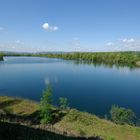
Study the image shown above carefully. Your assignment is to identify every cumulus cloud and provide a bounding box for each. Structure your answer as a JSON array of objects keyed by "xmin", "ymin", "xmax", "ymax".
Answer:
[
  {"xmin": 120, "ymin": 38, "xmax": 135, "ymax": 43},
  {"xmin": 42, "ymin": 22, "xmax": 59, "ymax": 32},
  {"xmin": 105, "ymin": 38, "xmax": 140, "ymax": 51}
]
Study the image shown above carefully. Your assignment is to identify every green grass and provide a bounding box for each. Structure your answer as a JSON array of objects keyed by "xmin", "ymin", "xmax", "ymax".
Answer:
[
  {"xmin": 0, "ymin": 96, "xmax": 38, "ymax": 116},
  {"xmin": 57, "ymin": 109, "xmax": 140, "ymax": 140},
  {"xmin": 0, "ymin": 96, "xmax": 140, "ymax": 140}
]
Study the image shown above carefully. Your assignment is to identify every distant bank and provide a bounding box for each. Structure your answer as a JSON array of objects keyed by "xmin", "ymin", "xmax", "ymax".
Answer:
[
  {"xmin": 0, "ymin": 53, "xmax": 3, "ymax": 61},
  {"xmin": 3, "ymin": 51, "xmax": 140, "ymax": 67},
  {"xmin": 38, "ymin": 52, "xmax": 140, "ymax": 67}
]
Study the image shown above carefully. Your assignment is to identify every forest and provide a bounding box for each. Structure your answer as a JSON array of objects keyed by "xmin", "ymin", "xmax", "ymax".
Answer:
[{"xmin": 32, "ymin": 52, "xmax": 140, "ymax": 67}]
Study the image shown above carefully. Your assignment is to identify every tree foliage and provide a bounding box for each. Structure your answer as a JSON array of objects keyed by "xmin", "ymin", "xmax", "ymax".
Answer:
[
  {"xmin": 5, "ymin": 51, "xmax": 140, "ymax": 67},
  {"xmin": 39, "ymin": 85, "xmax": 53, "ymax": 124},
  {"xmin": 0, "ymin": 53, "xmax": 3, "ymax": 61},
  {"xmin": 110, "ymin": 105, "xmax": 136, "ymax": 125},
  {"xmin": 41, "ymin": 52, "xmax": 140, "ymax": 67},
  {"xmin": 59, "ymin": 97, "xmax": 69, "ymax": 109}
]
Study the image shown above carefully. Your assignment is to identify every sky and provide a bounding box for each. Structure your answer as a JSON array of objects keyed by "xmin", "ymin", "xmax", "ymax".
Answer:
[{"xmin": 0, "ymin": 0, "xmax": 140, "ymax": 52}]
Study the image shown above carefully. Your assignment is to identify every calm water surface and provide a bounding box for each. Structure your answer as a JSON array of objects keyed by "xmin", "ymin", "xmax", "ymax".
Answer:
[{"xmin": 0, "ymin": 56, "xmax": 140, "ymax": 117}]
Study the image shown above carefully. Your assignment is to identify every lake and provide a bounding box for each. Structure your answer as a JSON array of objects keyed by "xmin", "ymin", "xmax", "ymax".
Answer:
[{"xmin": 0, "ymin": 56, "xmax": 140, "ymax": 117}]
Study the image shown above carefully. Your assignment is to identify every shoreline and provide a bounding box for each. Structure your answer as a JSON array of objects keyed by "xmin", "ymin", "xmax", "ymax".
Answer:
[
  {"xmin": 0, "ymin": 96, "xmax": 140, "ymax": 140},
  {"xmin": 3, "ymin": 51, "xmax": 140, "ymax": 68}
]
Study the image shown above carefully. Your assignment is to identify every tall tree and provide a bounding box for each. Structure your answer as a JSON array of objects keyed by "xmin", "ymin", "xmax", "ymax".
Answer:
[{"xmin": 39, "ymin": 85, "xmax": 53, "ymax": 124}]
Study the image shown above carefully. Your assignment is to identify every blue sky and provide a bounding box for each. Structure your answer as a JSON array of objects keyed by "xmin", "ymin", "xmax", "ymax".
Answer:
[{"xmin": 0, "ymin": 0, "xmax": 140, "ymax": 52}]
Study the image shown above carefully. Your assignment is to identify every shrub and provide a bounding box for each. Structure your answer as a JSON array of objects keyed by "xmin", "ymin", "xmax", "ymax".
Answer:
[
  {"xmin": 110, "ymin": 105, "xmax": 136, "ymax": 125},
  {"xmin": 39, "ymin": 85, "xmax": 53, "ymax": 124},
  {"xmin": 59, "ymin": 97, "xmax": 69, "ymax": 109},
  {"xmin": 0, "ymin": 53, "xmax": 3, "ymax": 61}
]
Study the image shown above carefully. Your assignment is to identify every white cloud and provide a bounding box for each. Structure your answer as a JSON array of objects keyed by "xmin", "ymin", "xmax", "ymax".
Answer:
[
  {"xmin": 42, "ymin": 22, "xmax": 59, "ymax": 32},
  {"xmin": 42, "ymin": 23, "xmax": 49, "ymax": 29},
  {"xmin": 121, "ymin": 38, "xmax": 135, "ymax": 43},
  {"xmin": 105, "ymin": 38, "xmax": 140, "ymax": 51},
  {"xmin": 106, "ymin": 42, "xmax": 114, "ymax": 46}
]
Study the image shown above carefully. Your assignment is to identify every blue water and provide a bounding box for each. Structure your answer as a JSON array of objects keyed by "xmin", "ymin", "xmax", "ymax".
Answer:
[{"xmin": 0, "ymin": 56, "xmax": 140, "ymax": 117}]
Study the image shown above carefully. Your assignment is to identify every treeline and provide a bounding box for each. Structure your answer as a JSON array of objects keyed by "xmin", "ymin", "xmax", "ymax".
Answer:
[
  {"xmin": 0, "ymin": 53, "xmax": 3, "ymax": 61},
  {"xmin": 36, "ymin": 52, "xmax": 140, "ymax": 67},
  {"xmin": 3, "ymin": 51, "xmax": 140, "ymax": 67}
]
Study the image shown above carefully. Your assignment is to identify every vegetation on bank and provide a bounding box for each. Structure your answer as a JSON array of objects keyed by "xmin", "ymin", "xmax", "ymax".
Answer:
[
  {"xmin": 39, "ymin": 85, "xmax": 69, "ymax": 124},
  {"xmin": 3, "ymin": 51, "xmax": 140, "ymax": 67},
  {"xmin": 40, "ymin": 86, "xmax": 54, "ymax": 124},
  {"xmin": 1, "ymin": 94, "xmax": 140, "ymax": 140},
  {"xmin": 0, "ymin": 53, "xmax": 3, "ymax": 61},
  {"xmin": 39, "ymin": 86, "xmax": 138, "ymax": 126},
  {"xmin": 32, "ymin": 52, "xmax": 140, "ymax": 67},
  {"xmin": 110, "ymin": 105, "xmax": 136, "ymax": 125}
]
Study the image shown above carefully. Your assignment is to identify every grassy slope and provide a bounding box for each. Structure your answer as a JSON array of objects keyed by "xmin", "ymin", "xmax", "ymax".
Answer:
[
  {"xmin": 0, "ymin": 96, "xmax": 140, "ymax": 140},
  {"xmin": 0, "ymin": 96, "xmax": 38, "ymax": 116},
  {"xmin": 57, "ymin": 109, "xmax": 140, "ymax": 140}
]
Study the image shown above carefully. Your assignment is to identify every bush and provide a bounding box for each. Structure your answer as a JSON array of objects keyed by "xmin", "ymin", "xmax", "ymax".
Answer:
[
  {"xmin": 110, "ymin": 105, "xmax": 136, "ymax": 125},
  {"xmin": 0, "ymin": 53, "xmax": 3, "ymax": 61},
  {"xmin": 39, "ymin": 85, "xmax": 53, "ymax": 124},
  {"xmin": 59, "ymin": 97, "xmax": 69, "ymax": 109}
]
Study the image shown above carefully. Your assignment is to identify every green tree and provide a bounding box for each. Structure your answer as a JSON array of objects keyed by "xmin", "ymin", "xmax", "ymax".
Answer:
[
  {"xmin": 44, "ymin": 52, "xmax": 140, "ymax": 67},
  {"xmin": 39, "ymin": 85, "xmax": 53, "ymax": 124},
  {"xmin": 0, "ymin": 53, "xmax": 3, "ymax": 61},
  {"xmin": 59, "ymin": 97, "xmax": 69, "ymax": 109},
  {"xmin": 110, "ymin": 105, "xmax": 136, "ymax": 125}
]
